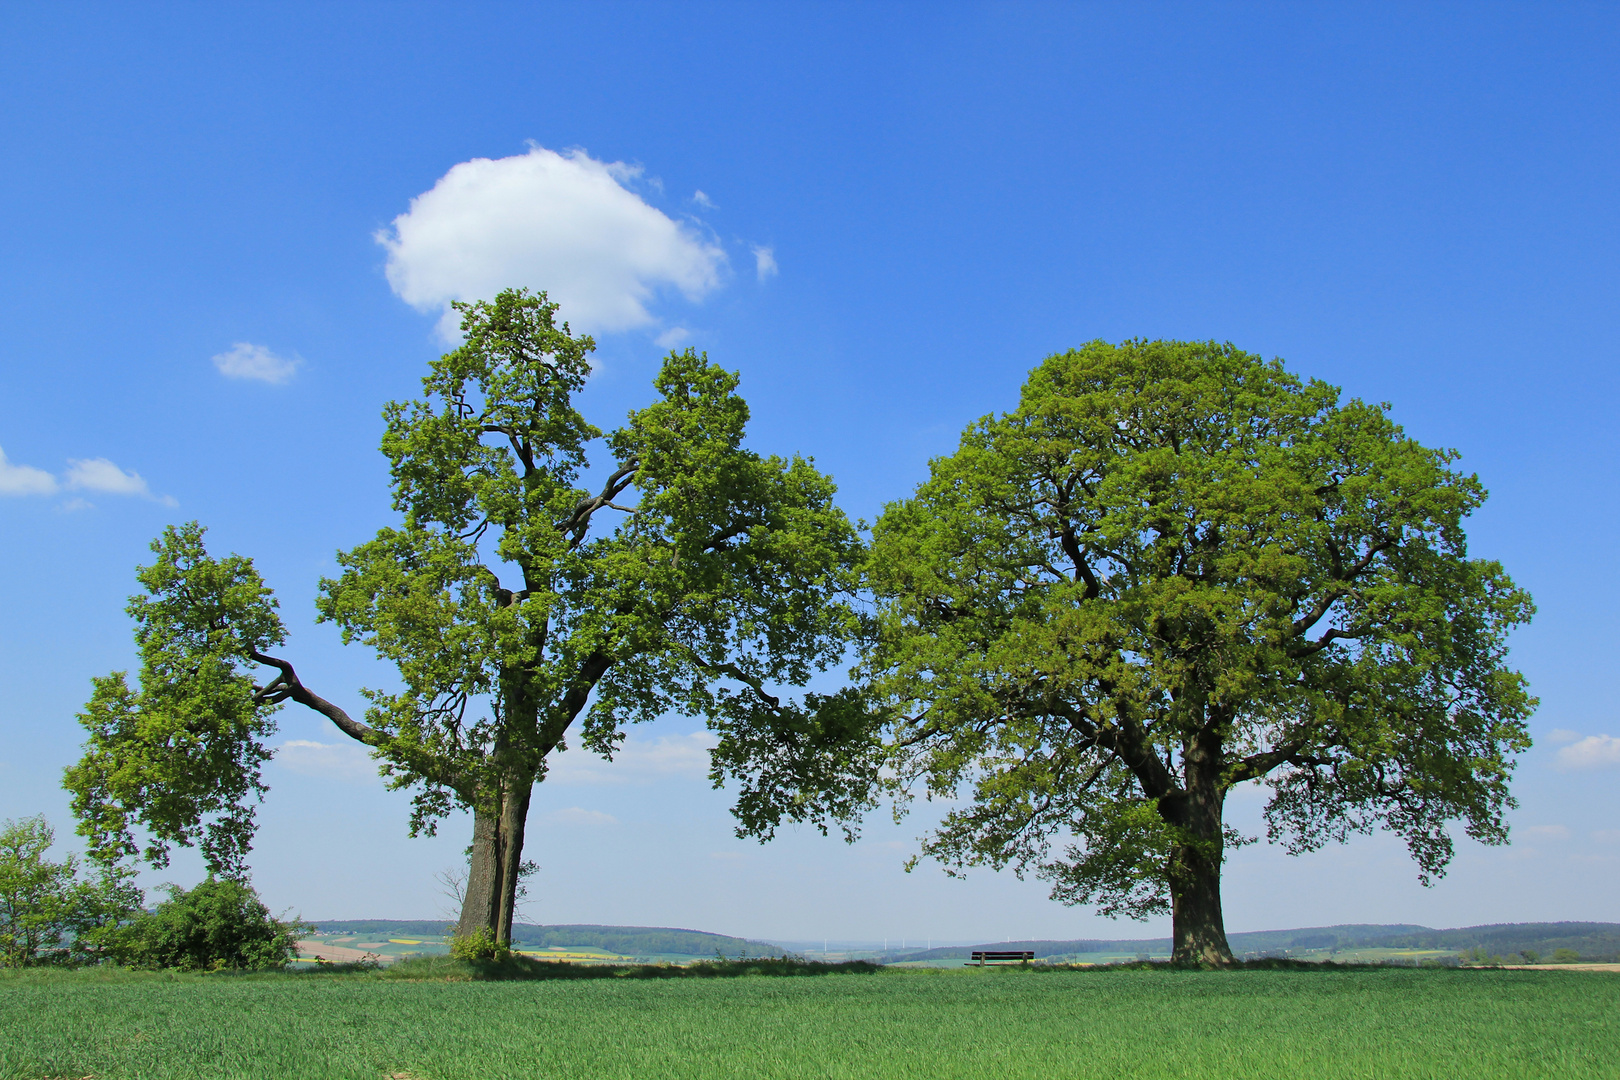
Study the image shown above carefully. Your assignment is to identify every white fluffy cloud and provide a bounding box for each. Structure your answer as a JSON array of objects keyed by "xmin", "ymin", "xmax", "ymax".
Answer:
[
  {"xmin": 213, "ymin": 342, "xmax": 301, "ymax": 384},
  {"xmin": 0, "ymin": 446, "xmax": 58, "ymax": 495},
  {"xmin": 377, "ymin": 146, "xmax": 727, "ymax": 338},
  {"xmin": 752, "ymin": 244, "xmax": 778, "ymax": 282},
  {"xmin": 1556, "ymin": 734, "xmax": 1620, "ymax": 771}
]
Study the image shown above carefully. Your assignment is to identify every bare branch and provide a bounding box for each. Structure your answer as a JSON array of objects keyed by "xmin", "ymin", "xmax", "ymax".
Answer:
[
  {"xmin": 556, "ymin": 460, "xmax": 639, "ymax": 548},
  {"xmin": 248, "ymin": 650, "xmax": 387, "ymax": 750},
  {"xmin": 1287, "ymin": 626, "xmax": 1368, "ymax": 659}
]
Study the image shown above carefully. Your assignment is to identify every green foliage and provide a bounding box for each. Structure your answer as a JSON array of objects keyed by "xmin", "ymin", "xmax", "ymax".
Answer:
[
  {"xmin": 448, "ymin": 926, "xmax": 510, "ymax": 962},
  {"xmin": 64, "ymin": 523, "xmax": 286, "ymax": 876},
  {"xmin": 3, "ymin": 967, "xmax": 1617, "ymax": 1079},
  {"xmin": 1553, "ymin": 948, "xmax": 1580, "ymax": 963},
  {"xmin": 111, "ymin": 876, "xmax": 307, "ymax": 972},
  {"xmin": 315, "ymin": 288, "xmax": 864, "ymax": 837},
  {"xmin": 0, "ymin": 816, "xmax": 141, "ymax": 968},
  {"xmin": 748, "ymin": 340, "xmax": 1535, "ymax": 926},
  {"xmin": 59, "ymin": 288, "xmax": 864, "ymax": 943}
]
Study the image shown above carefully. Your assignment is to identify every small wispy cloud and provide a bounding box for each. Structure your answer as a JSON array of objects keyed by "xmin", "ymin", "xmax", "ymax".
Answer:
[
  {"xmin": 692, "ymin": 190, "xmax": 716, "ymax": 209},
  {"xmin": 0, "ymin": 446, "xmax": 58, "ymax": 495},
  {"xmin": 546, "ymin": 730, "xmax": 718, "ymax": 786},
  {"xmin": 1555, "ymin": 734, "xmax": 1620, "ymax": 771},
  {"xmin": 65, "ymin": 458, "xmax": 177, "ymax": 507},
  {"xmin": 272, "ymin": 739, "xmax": 379, "ymax": 783},
  {"xmin": 1, "ymin": 446, "xmax": 173, "ymax": 506},
  {"xmin": 752, "ymin": 245, "xmax": 778, "ymax": 282},
  {"xmin": 655, "ymin": 326, "xmax": 692, "ymax": 350},
  {"xmin": 543, "ymin": 807, "xmax": 618, "ymax": 826},
  {"xmin": 213, "ymin": 342, "xmax": 301, "ymax": 384},
  {"xmin": 66, "ymin": 458, "xmax": 150, "ymax": 497}
]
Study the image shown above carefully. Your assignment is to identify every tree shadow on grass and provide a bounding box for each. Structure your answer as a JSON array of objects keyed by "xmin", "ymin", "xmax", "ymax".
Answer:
[{"xmin": 377, "ymin": 955, "xmax": 882, "ymax": 982}]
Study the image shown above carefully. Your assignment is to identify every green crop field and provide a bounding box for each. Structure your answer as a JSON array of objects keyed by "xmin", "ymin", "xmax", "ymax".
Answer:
[{"xmin": 2, "ymin": 965, "xmax": 1616, "ymax": 1079}]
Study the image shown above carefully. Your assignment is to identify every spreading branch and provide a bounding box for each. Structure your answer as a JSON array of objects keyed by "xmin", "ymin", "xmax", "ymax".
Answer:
[{"xmin": 248, "ymin": 649, "xmax": 387, "ymax": 750}]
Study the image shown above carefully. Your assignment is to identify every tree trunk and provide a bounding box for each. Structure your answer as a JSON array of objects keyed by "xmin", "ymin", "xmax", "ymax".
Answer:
[
  {"xmin": 456, "ymin": 803, "xmax": 501, "ymax": 942},
  {"xmin": 1169, "ymin": 729, "xmax": 1235, "ymax": 966},
  {"xmin": 455, "ymin": 772, "xmax": 533, "ymax": 945},
  {"xmin": 495, "ymin": 780, "xmax": 532, "ymax": 944},
  {"xmin": 1170, "ymin": 839, "xmax": 1233, "ymax": 965}
]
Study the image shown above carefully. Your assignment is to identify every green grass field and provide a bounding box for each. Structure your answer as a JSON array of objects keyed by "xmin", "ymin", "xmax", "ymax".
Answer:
[{"xmin": 3, "ymin": 965, "xmax": 1615, "ymax": 1079}]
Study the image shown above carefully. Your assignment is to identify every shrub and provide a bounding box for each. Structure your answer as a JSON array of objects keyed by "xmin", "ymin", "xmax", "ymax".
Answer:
[
  {"xmin": 0, "ymin": 816, "xmax": 140, "ymax": 967},
  {"xmin": 448, "ymin": 926, "xmax": 511, "ymax": 962},
  {"xmin": 114, "ymin": 876, "xmax": 307, "ymax": 971},
  {"xmin": 1552, "ymin": 948, "xmax": 1580, "ymax": 964}
]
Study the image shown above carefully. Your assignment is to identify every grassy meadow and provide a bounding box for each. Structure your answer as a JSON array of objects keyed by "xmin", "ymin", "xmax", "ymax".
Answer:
[{"xmin": 3, "ymin": 963, "xmax": 1616, "ymax": 1079}]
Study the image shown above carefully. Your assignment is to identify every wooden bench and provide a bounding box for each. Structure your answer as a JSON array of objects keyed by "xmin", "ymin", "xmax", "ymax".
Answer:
[{"xmin": 970, "ymin": 950, "xmax": 1036, "ymax": 966}]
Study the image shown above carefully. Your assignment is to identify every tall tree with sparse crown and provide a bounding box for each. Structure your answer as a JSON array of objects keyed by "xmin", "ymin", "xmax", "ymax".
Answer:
[{"xmin": 67, "ymin": 288, "xmax": 864, "ymax": 946}]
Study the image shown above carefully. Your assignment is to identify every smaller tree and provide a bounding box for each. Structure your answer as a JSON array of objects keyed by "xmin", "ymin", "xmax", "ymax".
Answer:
[
  {"xmin": 64, "ymin": 290, "xmax": 867, "ymax": 948},
  {"xmin": 113, "ymin": 876, "xmax": 307, "ymax": 972},
  {"xmin": 64, "ymin": 526, "xmax": 284, "ymax": 878},
  {"xmin": 0, "ymin": 816, "xmax": 140, "ymax": 967}
]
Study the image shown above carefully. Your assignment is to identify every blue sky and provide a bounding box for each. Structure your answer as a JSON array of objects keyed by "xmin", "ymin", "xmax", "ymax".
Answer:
[{"xmin": 1, "ymin": 2, "xmax": 1616, "ymax": 942}]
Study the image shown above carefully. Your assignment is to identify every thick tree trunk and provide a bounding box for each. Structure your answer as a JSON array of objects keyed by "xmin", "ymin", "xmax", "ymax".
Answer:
[
  {"xmin": 455, "ymin": 772, "xmax": 534, "ymax": 945},
  {"xmin": 456, "ymin": 803, "xmax": 502, "ymax": 942},
  {"xmin": 1168, "ymin": 728, "xmax": 1235, "ymax": 966},
  {"xmin": 1170, "ymin": 841, "xmax": 1232, "ymax": 965}
]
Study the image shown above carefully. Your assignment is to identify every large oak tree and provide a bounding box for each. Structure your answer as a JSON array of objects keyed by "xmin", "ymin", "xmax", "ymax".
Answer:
[
  {"xmin": 67, "ymin": 289, "xmax": 862, "ymax": 945},
  {"xmin": 728, "ymin": 339, "xmax": 1536, "ymax": 964}
]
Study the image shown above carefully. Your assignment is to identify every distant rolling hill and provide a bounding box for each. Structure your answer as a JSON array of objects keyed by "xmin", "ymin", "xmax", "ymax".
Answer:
[
  {"xmin": 309, "ymin": 921, "xmax": 787, "ymax": 958},
  {"xmin": 310, "ymin": 920, "xmax": 1620, "ymax": 964},
  {"xmin": 883, "ymin": 923, "xmax": 1620, "ymax": 964}
]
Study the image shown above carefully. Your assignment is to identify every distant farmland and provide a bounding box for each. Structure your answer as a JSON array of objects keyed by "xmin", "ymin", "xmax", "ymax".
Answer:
[
  {"xmin": 304, "ymin": 922, "xmax": 788, "ymax": 964},
  {"xmin": 874, "ymin": 922, "xmax": 1620, "ymax": 967},
  {"xmin": 297, "ymin": 920, "xmax": 1620, "ymax": 968}
]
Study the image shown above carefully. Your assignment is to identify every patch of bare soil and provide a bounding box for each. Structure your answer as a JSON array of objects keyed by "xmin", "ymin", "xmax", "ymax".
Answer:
[{"xmin": 294, "ymin": 940, "xmax": 399, "ymax": 964}]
